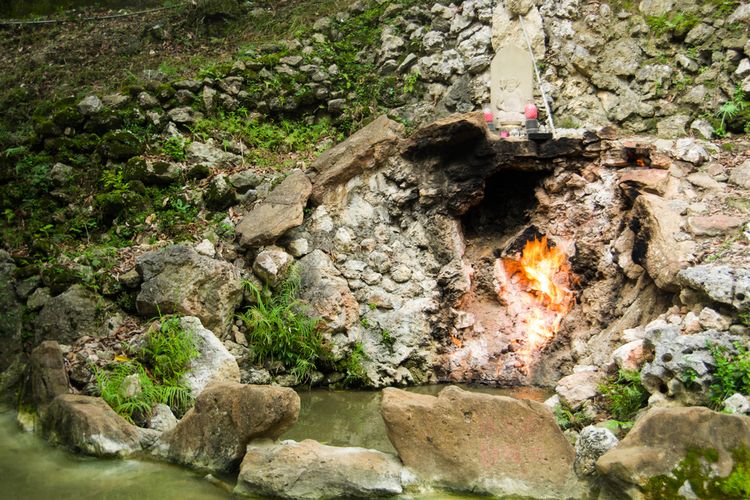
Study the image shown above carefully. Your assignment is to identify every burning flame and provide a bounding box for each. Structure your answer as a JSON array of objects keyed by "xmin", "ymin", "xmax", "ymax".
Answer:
[{"xmin": 503, "ymin": 236, "xmax": 575, "ymax": 354}]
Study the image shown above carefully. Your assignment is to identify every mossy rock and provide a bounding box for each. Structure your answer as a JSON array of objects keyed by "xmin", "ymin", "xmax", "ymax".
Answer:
[
  {"xmin": 40, "ymin": 265, "xmax": 80, "ymax": 296},
  {"xmin": 52, "ymin": 105, "xmax": 85, "ymax": 129},
  {"xmin": 55, "ymin": 133, "xmax": 101, "ymax": 153},
  {"xmin": 34, "ymin": 118, "xmax": 61, "ymax": 138},
  {"xmin": 95, "ymin": 191, "xmax": 142, "ymax": 223},
  {"xmin": 100, "ymin": 130, "xmax": 144, "ymax": 161},
  {"xmin": 84, "ymin": 111, "xmax": 125, "ymax": 134},
  {"xmin": 156, "ymin": 84, "xmax": 176, "ymax": 103}
]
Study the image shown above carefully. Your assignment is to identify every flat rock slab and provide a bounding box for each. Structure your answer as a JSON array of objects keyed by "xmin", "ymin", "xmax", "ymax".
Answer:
[
  {"xmin": 158, "ymin": 382, "xmax": 299, "ymax": 472},
  {"xmin": 236, "ymin": 170, "xmax": 312, "ymax": 248},
  {"xmin": 309, "ymin": 115, "xmax": 403, "ymax": 204},
  {"xmin": 597, "ymin": 406, "xmax": 750, "ymax": 492},
  {"xmin": 380, "ymin": 385, "xmax": 581, "ymax": 498},
  {"xmin": 235, "ymin": 439, "xmax": 404, "ymax": 499},
  {"xmin": 678, "ymin": 264, "xmax": 750, "ymax": 312},
  {"xmin": 43, "ymin": 394, "xmax": 155, "ymax": 457}
]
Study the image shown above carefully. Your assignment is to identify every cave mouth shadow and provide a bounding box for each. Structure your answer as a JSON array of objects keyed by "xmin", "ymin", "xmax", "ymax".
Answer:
[{"xmin": 460, "ymin": 169, "xmax": 548, "ymax": 248}]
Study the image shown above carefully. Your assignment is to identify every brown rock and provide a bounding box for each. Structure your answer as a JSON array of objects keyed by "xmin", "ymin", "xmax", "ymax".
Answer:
[
  {"xmin": 235, "ymin": 439, "xmax": 404, "ymax": 499},
  {"xmin": 43, "ymin": 395, "xmax": 155, "ymax": 457},
  {"xmin": 31, "ymin": 341, "xmax": 69, "ymax": 409},
  {"xmin": 687, "ymin": 214, "xmax": 746, "ymax": 236},
  {"xmin": 555, "ymin": 370, "xmax": 604, "ymax": 410},
  {"xmin": 401, "ymin": 112, "xmax": 485, "ymax": 159},
  {"xmin": 380, "ymin": 386, "xmax": 581, "ymax": 497},
  {"xmin": 159, "ymin": 382, "xmax": 300, "ymax": 472},
  {"xmin": 618, "ymin": 169, "xmax": 669, "ymax": 196},
  {"xmin": 597, "ymin": 406, "xmax": 750, "ymax": 492},
  {"xmin": 236, "ymin": 170, "xmax": 312, "ymax": 248},
  {"xmin": 310, "ymin": 115, "xmax": 403, "ymax": 204},
  {"xmin": 630, "ymin": 193, "xmax": 692, "ymax": 291}
]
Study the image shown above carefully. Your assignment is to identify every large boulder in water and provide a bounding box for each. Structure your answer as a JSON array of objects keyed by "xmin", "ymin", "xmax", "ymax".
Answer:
[
  {"xmin": 234, "ymin": 439, "xmax": 405, "ymax": 499},
  {"xmin": 135, "ymin": 244, "xmax": 243, "ymax": 336},
  {"xmin": 42, "ymin": 394, "xmax": 156, "ymax": 457},
  {"xmin": 30, "ymin": 340, "xmax": 70, "ymax": 409},
  {"xmin": 380, "ymin": 386, "xmax": 581, "ymax": 497},
  {"xmin": 597, "ymin": 406, "xmax": 750, "ymax": 496},
  {"xmin": 157, "ymin": 382, "xmax": 300, "ymax": 472}
]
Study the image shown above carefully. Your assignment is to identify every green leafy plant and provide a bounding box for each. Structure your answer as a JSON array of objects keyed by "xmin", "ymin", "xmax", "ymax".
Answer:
[
  {"xmin": 342, "ymin": 342, "xmax": 369, "ymax": 387},
  {"xmin": 96, "ymin": 316, "xmax": 197, "ymax": 423},
  {"xmin": 709, "ymin": 342, "xmax": 750, "ymax": 408},
  {"xmin": 161, "ymin": 136, "xmax": 188, "ymax": 161},
  {"xmin": 599, "ymin": 369, "xmax": 649, "ymax": 421},
  {"xmin": 238, "ymin": 267, "xmax": 322, "ymax": 384},
  {"xmin": 553, "ymin": 404, "xmax": 593, "ymax": 431},
  {"xmin": 715, "ymin": 87, "xmax": 748, "ymax": 137},
  {"xmin": 402, "ymin": 69, "xmax": 420, "ymax": 95},
  {"xmin": 380, "ymin": 329, "xmax": 395, "ymax": 349}
]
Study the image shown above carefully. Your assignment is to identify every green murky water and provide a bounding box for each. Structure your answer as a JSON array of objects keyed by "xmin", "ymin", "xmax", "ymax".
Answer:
[
  {"xmin": 1, "ymin": 1, "xmax": 163, "ymax": 18},
  {"xmin": 1, "ymin": 385, "xmax": 551, "ymax": 499}
]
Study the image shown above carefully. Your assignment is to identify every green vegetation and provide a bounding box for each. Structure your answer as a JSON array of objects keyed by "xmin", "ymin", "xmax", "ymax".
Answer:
[
  {"xmin": 646, "ymin": 12, "xmax": 700, "ymax": 38},
  {"xmin": 599, "ymin": 369, "xmax": 649, "ymax": 422},
  {"xmin": 238, "ymin": 268, "xmax": 322, "ymax": 384},
  {"xmin": 160, "ymin": 136, "xmax": 188, "ymax": 161},
  {"xmin": 380, "ymin": 329, "xmax": 395, "ymax": 349},
  {"xmin": 708, "ymin": 342, "xmax": 750, "ymax": 408},
  {"xmin": 644, "ymin": 446, "xmax": 750, "ymax": 499},
  {"xmin": 96, "ymin": 316, "xmax": 198, "ymax": 423},
  {"xmin": 553, "ymin": 404, "xmax": 593, "ymax": 431},
  {"xmin": 341, "ymin": 342, "xmax": 369, "ymax": 387},
  {"xmin": 714, "ymin": 87, "xmax": 749, "ymax": 138}
]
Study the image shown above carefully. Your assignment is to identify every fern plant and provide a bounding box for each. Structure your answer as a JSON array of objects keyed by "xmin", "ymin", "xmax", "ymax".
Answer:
[
  {"xmin": 599, "ymin": 369, "xmax": 649, "ymax": 421},
  {"xmin": 238, "ymin": 267, "xmax": 322, "ymax": 384},
  {"xmin": 96, "ymin": 316, "xmax": 197, "ymax": 423}
]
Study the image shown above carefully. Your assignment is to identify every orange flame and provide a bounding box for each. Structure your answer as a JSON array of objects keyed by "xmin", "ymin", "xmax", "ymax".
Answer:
[{"xmin": 503, "ymin": 236, "xmax": 575, "ymax": 353}]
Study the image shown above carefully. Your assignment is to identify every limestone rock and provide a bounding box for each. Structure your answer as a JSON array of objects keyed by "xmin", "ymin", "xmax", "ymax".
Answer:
[
  {"xmin": 688, "ymin": 215, "xmax": 745, "ymax": 236},
  {"xmin": 204, "ymin": 173, "xmax": 236, "ymax": 210},
  {"xmin": 186, "ymin": 141, "xmax": 239, "ymax": 167},
  {"xmin": 148, "ymin": 403, "xmax": 178, "ymax": 433},
  {"xmin": 729, "ymin": 159, "xmax": 750, "ymax": 189},
  {"xmin": 402, "ymin": 111, "xmax": 486, "ymax": 159},
  {"xmin": 678, "ymin": 264, "xmax": 750, "ymax": 312},
  {"xmin": 298, "ymin": 250, "xmax": 359, "ymax": 334},
  {"xmin": 30, "ymin": 341, "xmax": 70, "ymax": 409},
  {"xmin": 43, "ymin": 395, "xmax": 155, "ymax": 457},
  {"xmin": 179, "ymin": 316, "xmax": 240, "ymax": 397},
  {"xmin": 630, "ymin": 193, "xmax": 692, "ymax": 292},
  {"xmin": 35, "ymin": 284, "xmax": 105, "ymax": 344},
  {"xmin": 309, "ymin": 116, "xmax": 403, "ymax": 204},
  {"xmin": 236, "ymin": 170, "xmax": 312, "ymax": 247},
  {"xmin": 574, "ymin": 426, "xmax": 619, "ymax": 477},
  {"xmin": 158, "ymin": 382, "xmax": 300, "ymax": 472},
  {"xmin": 0, "ymin": 262, "xmax": 23, "ymax": 371},
  {"xmin": 235, "ymin": 439, "xmax": 404, "ymax": 499},
  {"xmin": 77, "ymin": 95, "xmax": 103, "ymax": 115},
  {"xmin": 610, "ymin": 340, "xmax": 647, "ymax": 372},
  {"xmin": 639, "ymin": 0, "xmax": 674, "ymax": 16},
  {"xmin": 136, "ymin": 245, "xmax": 243, "ymax": 335},
  {"xmin": 555, "ymin": 370, "xmax": 604, "ymax": 411},
  {"xmin": 380, "ymin": 386, "xmax": 581, "ymax": 497},
  {"xmin": 597, "ymin": 406, "xmax": 750, "ymax": 492},
  {"xmin": 252, "ymin": 246, "xmax": 294, "ymax": 286}
]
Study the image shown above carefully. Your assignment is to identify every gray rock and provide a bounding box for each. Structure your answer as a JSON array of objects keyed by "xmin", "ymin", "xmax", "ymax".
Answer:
[
  {"xmin": 235, "ymin": 439, "xmax": 404, "ymax": 499},
  {"xmin": 685, "ymin": 23, "xmax": 715, "ymax": 46},
  {"xmin": 422, "ymin": 31, "xmax": 445, "ymax": 52},
  {"xmin": 174, "ymin": 79, "xmax": 202, "ymax": 92},
  {"xmin": 205, "ymin": 173, "xmax": 236, "ymax": 210},
  {"xmin": 31, "ymin": 341, "xmax": 70, "ymax": 409},
  {"xmin": 298, "ymin": 250, "xmax": 359, "ymax": 334},
  {"xmin": 252, "ymin": 247, "xmax": 293, "ymax": 286},
  {"xmin": 690, "ymin": 119, "xmax": 714, "ymax": 140},
  {"xmin": 641, "ymin": 323, "xmax": 742, "ymax": 404},
  {"xmin": 229, "ymin": 170, "xmax": 262, "ymax": 192},
  {"xmin": 729, "ymin": 159, "xmax": 750, "ymax": 189},
  {"xmin": 202, "ymin": 86, "xmax": 217, "ymax": 112},
  {"xmin": 168, "ymin": 107, "xmax": 201, "ymax": 124},
  {"xmin": 555, "ymin": 370, "xmax": 604, "ymax": 411},
  {"xmin": 639, "ymin": 0, "xmax": 674, "ymax": 16},
  {"xmin": 136, "ymin": 245, "xmax": 243, "ymax": 336},
  {"xmin": 138, "ymin": 91, "xmax": 160, "ymax": 108},
  {"xmin": 574, "ymin": 426, "xmax": 619, "ymax": 477},
  {"xmin": 656, "ymin": 115, "xmax": 690, "ymax": 138},
  {"xmin": 418, "ymin": 49, "xmax": 465, "ymax": 82},
  {"xmin": 35, "ymin": 284, "xmax": 105, "ymax": 344},
  {"xmin": 102, "ymin": 93, "xmax": 129, "ymax": 108},
  {"xmin": 50, "ymin": 162, "xmax": 74, "ymax": 185},
  {"xmin": 678, "ymin": 264, "xmax": 750, "ymax": 312},
  {"xmin": 327, "ymin": 98, "xmax": 346, "ymax": 114},
  {"xmin": 43, "ymin": 395, "xmax": 156, "ymax": 457},
  {"xmin": 236, "ymin": 170, "xmax": 312, "ymax": 248},
  {"xmin": 0, "ymin": 262, "xmax": 22, "ymax": 370},
  {"xmin": 186, "ymin": 141, "xmax": 239, "ymax": 167},
  {"xmin": 179, "ymin": 316, "xmax": 240, "ymax": 397},
  {"xmin": 148, "ymin": 403, "xmax": 178, "ymax": 433},
  {"xmin": 728, "ymin": 3, "xmax": 750, "ymax": 23},
  {"xmin": 77, "ymin": 95, "xmax": 103, "ymax": 115},
  {"xmin": 723, "ymin": 393, "xmax": 750, "ymax": 415},
  {"xmin": 26, "ymin": 287, "xmax": 51, "ymax": 311},
  {"xmin": 157, "ymin": 382, "xmax": 300, "ymax": 472},
  {"xmin": 287, "ymin": 238, "xmax": 310, "ymax": 257}
]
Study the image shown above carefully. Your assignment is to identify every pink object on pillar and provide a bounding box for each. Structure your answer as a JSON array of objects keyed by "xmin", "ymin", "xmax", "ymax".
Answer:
[{"xmin": 524, "ymin": 102, "xmax": 538, "ymax": 120}]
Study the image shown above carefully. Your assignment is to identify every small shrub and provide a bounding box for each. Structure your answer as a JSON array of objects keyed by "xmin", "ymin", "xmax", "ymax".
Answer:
[
  {"xmin": 96, "ymin": 316, "xmax": 197, "ymax": 422},
  {"xmin": 709, "ymin": 342, "xmax": 750, "ymax": 408},
  {"xmin": 238, "ymin": 267, "xmax": 322, "ymax": 384},
  {"xmin": 342, "ymin": 342, "xmax": 369, "ymax": 387},
  {"xmin": 553, "ymin": 404, "xmax": 593, "ymax": 431},
  {"xmin": 160, "ymin": 136, "xmax": 188, "ymax": 161},
  {"xmin": 599, "ymin": 369, "xmax": 649, "ymax": 421}
]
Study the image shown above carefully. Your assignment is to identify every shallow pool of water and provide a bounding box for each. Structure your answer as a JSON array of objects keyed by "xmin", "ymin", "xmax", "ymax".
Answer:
[{"xmin": 0, "ymin": 384, "xmax": 551, "ymax": 499}]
